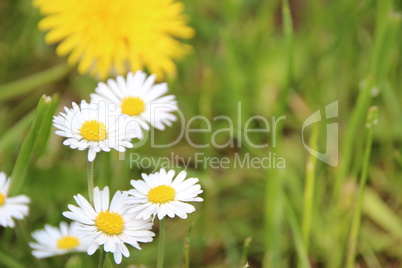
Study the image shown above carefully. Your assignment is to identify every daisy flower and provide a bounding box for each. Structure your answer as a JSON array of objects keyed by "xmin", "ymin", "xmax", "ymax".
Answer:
[
  {"xmin": 33, "ymin": 0, "xmax": 195, "ymax": 80},
  {"xmin": 53, "ymin": 100, "xmax": 141, "ymax": 162},
  {"xmin": 63, "ymin": 187, "xmax": 155, "ymax": 264},
  {"xmin": 30, "ymin": 221, "xmax": 88, "ymax": 258},
  {"xmin": 127, "ymin": 169, "xmax": 203, "ymax": 220},
  {"xmin": 90, "ymin": 71, "xmax": 178, "ymax": 131},
  {"xmin": 0, "ymin": 172, "xmax": 30, "ymax": 228}
]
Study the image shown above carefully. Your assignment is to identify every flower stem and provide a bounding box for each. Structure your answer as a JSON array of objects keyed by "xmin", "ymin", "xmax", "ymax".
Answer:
[
  {"xmin": 183, "ymin": 222, "xmax": 194, "ymax": 268},
  {"xmin": 302, "ymin": 125, "xmax": 319, "ymax": 253},
  {"xmin": 87, "ymin": 160, "xmax": 94, "ymax": 204},
  {"xmin": 240, "ymin": 237, "xmax": 252, "ymax": 267},
  {"xmin": 345, "ymin": 106, "xmax": 378, "ymax": 268},
  {"xmin": 264, "ymin": 1, "xmax": 293, "ymax": 266},
  {"xmin": 157, "ymin": 218, "xmax": 166, "ymax": 268},
  {"xmin": 98, "ymin": 248, "xmax": 106, "ymax": 268}
]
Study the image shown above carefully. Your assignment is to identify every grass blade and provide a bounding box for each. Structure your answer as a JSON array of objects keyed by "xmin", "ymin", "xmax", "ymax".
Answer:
[
  {"xmin": 345, "ymin": 106, "xmax": 378, "ymax": 268},
  {"xmin": 302, "ymin": 125, "xmax": 319, "ymax": 253},
  {"xmin": 9, "ymin": 95, "xmax": 58, "ymax": 195},
  {"xmin": 285, "ymin": 196, "xmax": 311, "ymax": 268},
  {"xmin": 183, "ymin": 222, "xmax": 195, "ymax": 268},
  {"xmin": 264, "ymin": 1, "xmax": 294, "ymax": 267}
]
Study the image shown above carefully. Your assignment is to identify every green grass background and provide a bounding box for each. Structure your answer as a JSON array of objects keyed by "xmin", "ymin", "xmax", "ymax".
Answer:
[{"xmin": 0, "ymin": 0, "xmax": 402, "ymax": 267}]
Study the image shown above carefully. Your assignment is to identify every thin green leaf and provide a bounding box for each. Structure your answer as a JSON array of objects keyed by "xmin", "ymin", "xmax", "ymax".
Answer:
[
  {"xmin": 35, "ymin": 94, "xmax": 59, "ymax": 156},
  {"xmin": 9, "ymin": 95, "xmax": 56, "ymax": 195},
  {"xmin": 285, "ymin": 196, "xmax": 311, "ymax": 268}
]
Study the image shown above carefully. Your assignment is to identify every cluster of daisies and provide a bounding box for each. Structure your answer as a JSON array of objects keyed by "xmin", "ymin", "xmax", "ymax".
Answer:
[
  {"xmin": 31, "ymin": 169, "xmax": 202, "ymax": 264},
  {"xmin": 0, "ymin": 71, "xmax": 202, "ymax": 265},
  {"xmin": 53, "ymin": 71, "xmax": 177, "ymax": 162},
  {"xmin": 0, "ymin": 0, "xmax": 201, "ymax": 265}
]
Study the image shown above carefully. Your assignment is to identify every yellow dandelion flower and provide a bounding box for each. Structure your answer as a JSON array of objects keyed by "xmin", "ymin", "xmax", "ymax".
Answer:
[{"xmin": 33, "ymin": 0, "xmax": 195, "ymax": 80}]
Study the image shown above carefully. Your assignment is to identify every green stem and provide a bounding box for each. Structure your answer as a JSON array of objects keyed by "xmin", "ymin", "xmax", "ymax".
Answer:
[
  {"xmin": 301, "ymin": 126, "xmax": 319, "ymax": 253},
  {"xmin": 334, "ymin": 0, "xmax": 394, "ymax": 201},
  {"xmin": 199, "ymin": 69, "xmax": 216, "ymax": 238},
  {"xmin": 285, "ymin": 196, "xmax": 311, "ymax": 268},
  {"xmin": 264, "ymin": 1, "xmax": 293, "ymax": 267},
  {"xmin": 87, "ymin": 160, "xmax": 94, "ymax": 204},
  {"xmin": 183, "ymin": 222, "xmax": 194, "ymax": 268},
  {"xmin": 345, "ymin": 107, "xmax": 378, "ymax": 268},
  {"xmin": 334, "ymin": 80, "xmax": 371, "ymax": 199},
  {"xmin": 240, "ymin": 237, "xmax": 252, "ymax": 267},
  {"xmin": 157, "ymin": 218, "xmax": 166, "ymax": 268},
  {"xmin": 98, "ymin": 248, "xmax": 106, "ymax": 268},
  {"xmin": 277, "ymin": 0, "xmax": 293, "ymax": 116}
]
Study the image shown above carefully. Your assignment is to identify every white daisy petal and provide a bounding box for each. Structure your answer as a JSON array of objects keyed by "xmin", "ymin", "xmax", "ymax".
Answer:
[
  {"xmin": 101, "ymin": 186, "xmax": 110, "ymax": 211},
  {"xmin": 118, "ymin": 243, "xmax": 130, "ymax": 257},
  {"xmin": 87, "ymin": 243, "xmax": 99, "ymax": 255},
  {"xmin": 129, "ymin": 180, "xmax": 150, "ymax": 194},
  {"xmin": 88, "ymin": 149, "xmax": 97, "ymax": 162},
  {"xmin": 136, "ymin": 204, "xmax": 156, "ymax": 220},
  {"xmin": 113, "ymin": 249, "xmax": 123, "ymax": 264}
]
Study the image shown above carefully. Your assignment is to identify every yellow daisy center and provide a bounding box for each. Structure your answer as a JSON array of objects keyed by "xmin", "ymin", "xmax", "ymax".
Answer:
[
  {"xmin": 121, "ymin": 97, "xmax": 145, "ymax": 116},
  {"xmin": 80, "ymin": 120, "xmax": 107, "ymax": 141},
  {"xmin": 0, "ymin": 193, "xmax": 5, "ymax": 206},
  {"xmin": 148, "ymin": 185, "xmax": 176, "ymax": 204},
  {"xmin": 95, "ymin": 211, "xmax": 124, "ymax": 235},
  {"xmin": 57, "ymin": 236, "xmax": 80, "ymax": 250}
]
